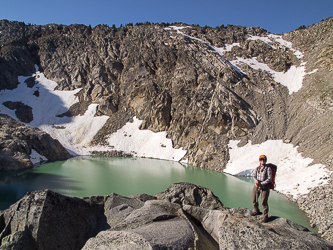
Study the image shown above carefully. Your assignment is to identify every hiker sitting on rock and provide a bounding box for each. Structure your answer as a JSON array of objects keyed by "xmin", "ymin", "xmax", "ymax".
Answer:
[{"xmin": 252, "ymin": 155, "xmax": 272, "ymax": 223}]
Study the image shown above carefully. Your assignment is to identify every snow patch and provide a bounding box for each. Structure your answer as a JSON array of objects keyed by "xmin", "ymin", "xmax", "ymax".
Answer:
[
  {"xmin": 248, "ymin": 35, "xmax": 272, "ymax": 44},
  {"xmin": 0, "ymin": 69, "xmax": 108, "ymax": 155},
  {"xmin": 225, "ymin": 140, "xmax": 331, "ymax": 198},
  {"xmin": 30, "ymin": 149, "xmax": 48, "ymax": 165},
  {"xmin": 166, "ymin": 26, "xmax": 244, "ymax": 75},
  {"xmin": 268, "ymin": 34, "xmax": 304, "ymax": 59},
  {"xmin": 248, "ymin": 34, "xmax": 304, "ymax": 59},
  {"xmin": 39, "ymin": 104, "xmax": 109, "ymax": 155},
  {"xmin": 165, "ymin": 26, "xmax": 314, "ymax": 94},
  {"xmin": 0, "ymin": 67, "xmax": 186, "ymax": 162},
  {"xmin": 248, "ymin": 35, "xmax": 276, "ymax": 49},
  {"xmin": 307, "ymin": 68, "xmax": 318, "ymax": 75},
  {"xmin": 168, "ymin": 26, "xmax": 192, "ymax": 32},
  {"xmin": 166, "ymin": 26, "xmax": 206, "ymax": 43},
  {"xmin": 107, "ymin": 117, "xmax": 187, "ymax": 161},
  {"xmin": 231, "ymin": 57, "xmax": 312, "ymax": 94},
  {"xmin": 214, "ymin": 43, "xmax": 241, "ymax": 54},
  {"xmin": 241, "ymin": 34, "xmax": 318, "ymax": 94}
]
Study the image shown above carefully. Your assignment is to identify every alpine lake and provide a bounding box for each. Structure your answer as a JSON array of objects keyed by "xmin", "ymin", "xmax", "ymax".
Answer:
[{"xmin": 0, "ymin": 156, "xmax": 314, "ymax": 231}]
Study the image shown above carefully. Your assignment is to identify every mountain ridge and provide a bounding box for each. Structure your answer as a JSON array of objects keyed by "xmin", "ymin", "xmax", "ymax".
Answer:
[{"xmin": 1, "ymin": 17, "xmax": 333, "ymax": 241}]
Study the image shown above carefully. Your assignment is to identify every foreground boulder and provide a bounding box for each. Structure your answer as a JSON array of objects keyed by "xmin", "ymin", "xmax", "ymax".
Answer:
[
  {"xmin": 0, "ymin": 183, "xmax": 332, "ymax": 249},
  {"xmin": 184, "ymin": 206, "xmax": 333, "ymax": 249}
]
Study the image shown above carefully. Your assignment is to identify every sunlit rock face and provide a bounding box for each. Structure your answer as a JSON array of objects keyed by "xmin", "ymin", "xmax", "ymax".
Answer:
[
  {"xmin": 1, "ymin": 18, "xmax": 333, "ymax": 241},
  {"xmin": 1, "ymin": 183, "xmax": 333, "ymax": 249}
]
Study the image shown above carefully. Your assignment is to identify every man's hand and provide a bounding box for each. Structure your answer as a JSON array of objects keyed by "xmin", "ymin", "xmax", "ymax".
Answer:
[{"xmin": 255, "ymin": 181, "xmax": 261, "ymax": 188}]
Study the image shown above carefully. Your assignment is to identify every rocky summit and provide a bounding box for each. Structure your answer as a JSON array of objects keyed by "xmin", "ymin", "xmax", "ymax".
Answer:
[
  {"xmin": 1, "ymin": 18, "xmax": 333, "ymax": 241},
  {"xmin": 1, "ymin": 183, "xmax": 333, "ymax": 250}
]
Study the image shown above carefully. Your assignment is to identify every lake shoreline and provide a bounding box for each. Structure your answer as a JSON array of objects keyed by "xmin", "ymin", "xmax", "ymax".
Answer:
[{"xmin": 0, "ymin": 156, "xmax": 314, "ymax": 232}]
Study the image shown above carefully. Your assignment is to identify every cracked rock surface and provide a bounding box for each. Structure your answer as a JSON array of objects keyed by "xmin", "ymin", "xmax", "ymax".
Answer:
[{"xmin": 1, "ymin": 183, "xmax": 333, "ymax": 249}]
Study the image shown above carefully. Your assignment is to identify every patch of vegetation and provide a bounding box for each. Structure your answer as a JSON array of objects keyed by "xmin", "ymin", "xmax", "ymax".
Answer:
[
  {"xmin": 297, "ymin": 25, "xmax": 307, "ymax": 30},
  {"xmin": 215, "ymin": 24, "xmax": 225, "ymax": 29},
  {"xmin": 93, "ymin": 21, "xmax": 230, "ymax": 30}
]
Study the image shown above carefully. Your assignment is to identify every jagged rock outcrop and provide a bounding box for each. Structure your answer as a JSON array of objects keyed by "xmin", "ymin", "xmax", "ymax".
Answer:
[
  {"xmin": 185, "ymin": 205, "xmax": 333, "ymax": 249},
  {"xmin": 156, "ymin": 182, "xmax": 225, "ymax": 210},
  {"xmin": 2, "ymin": 101, "xmax": 33, "ymax": 123},
  {"xmin": 1, "ymin": 183, "xmax": 332, "ymax": 249},
  {"xmin": 0, "ymin": 114, "xmax": 71, "ymax": 170},
  {"xmin": 0, "ymin": 20, "xmax": 292, "ymax": 171}
]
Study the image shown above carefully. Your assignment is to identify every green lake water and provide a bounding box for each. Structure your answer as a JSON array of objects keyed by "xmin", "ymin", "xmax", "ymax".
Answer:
[{"xmin": 0, "ymin": 156, "xmax": 313, "ymax": 231}]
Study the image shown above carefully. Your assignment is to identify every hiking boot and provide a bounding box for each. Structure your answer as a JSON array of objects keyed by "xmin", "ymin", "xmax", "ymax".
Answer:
[
  {"xmin": 261, "ymin": 216, "xmax": 269, "ymax": 223},
  {"xmin": 251, "ymin": 211, "xmax": 260, "ymax": 216}
]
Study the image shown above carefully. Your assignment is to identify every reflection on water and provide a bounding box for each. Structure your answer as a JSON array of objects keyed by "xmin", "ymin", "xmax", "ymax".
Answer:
[{"xmin": 0, "ymin": 156, "xmax": 312, "ymax": 231}]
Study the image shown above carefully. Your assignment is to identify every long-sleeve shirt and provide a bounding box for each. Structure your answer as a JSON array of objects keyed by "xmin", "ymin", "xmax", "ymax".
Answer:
[{"xmin": 253, "ymin": 165, "xmax": 272, "ymax": 189}]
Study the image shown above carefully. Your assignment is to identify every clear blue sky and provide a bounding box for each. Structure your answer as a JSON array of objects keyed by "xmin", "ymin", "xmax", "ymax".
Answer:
[{"xmin": 0, "ymin": 0, "xmax": 332, "ymax": 34}]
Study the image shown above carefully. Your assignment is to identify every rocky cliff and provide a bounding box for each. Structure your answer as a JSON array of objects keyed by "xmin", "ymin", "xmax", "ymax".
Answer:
[
  {"xmin": 0, "ymin": 20, "xmax": 292, "ymax": 170},
  {"xmin": 1, "ymin": 18, "xmax": 333, "ymax": 240},
  {"xmin": 1, "ymin": 19, "xmax": 332, "ymax": 170},
  {"xmin": 1, "ymin": 183, "xmax": 332, "ymax": 249},
  {"xmin": 0, "ymin": 114, "xmax": 70, "ymax": 170}
]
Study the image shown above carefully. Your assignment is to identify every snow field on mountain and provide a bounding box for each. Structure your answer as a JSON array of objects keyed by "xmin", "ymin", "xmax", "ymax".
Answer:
[
  {"xmin": 231, "ymin": 57, "xmax": 308, "ymax": 94},
  {"xmin": 0, "ymin": 68, "xmax": 186, "ymax": 162},
  {"xmin": 0, "ymin": 70, "xmax": 109, "ymax": 156},
  {"xmin": 29, "ymin": 149, "xmax": 48, "ymax": 165},
  {"xmin": 165, "ymin": 26, "xmax": 317, "ymax": 94},
  {"xmin": 165, "ymin": 26, "xmax": 245, "ymax": 75},
  {"xmin": 225, "ymin": 140, "xmax": 332, "ymax": 198},
  {"xmin": 107, "ymin": 117, "xmax": 187, "ymax": 161},
  {"xmin": 226, "ymin": 35, "xmax": 315, "ymax": 94}
]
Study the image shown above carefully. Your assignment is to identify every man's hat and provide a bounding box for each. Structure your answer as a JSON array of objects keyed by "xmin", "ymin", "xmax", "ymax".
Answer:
[{"xmin": 259, "ymin": 155, "xmax": 267, "ymax": 161}]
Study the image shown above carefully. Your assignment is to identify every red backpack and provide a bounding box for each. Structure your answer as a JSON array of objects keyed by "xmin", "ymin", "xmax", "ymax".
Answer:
[{"xmin": 266, "ymin": 163, "xmax": 277, "ymax": 190}]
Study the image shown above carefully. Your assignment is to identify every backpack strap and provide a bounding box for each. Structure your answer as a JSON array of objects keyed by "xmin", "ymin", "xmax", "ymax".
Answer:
[
  {"xmin": 263, "ymin": 165, "xmax": 268, "ymax": 178},
  {"xmin": 255, "ymin": 165, "xmax": 261, "ymax": 176}
]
